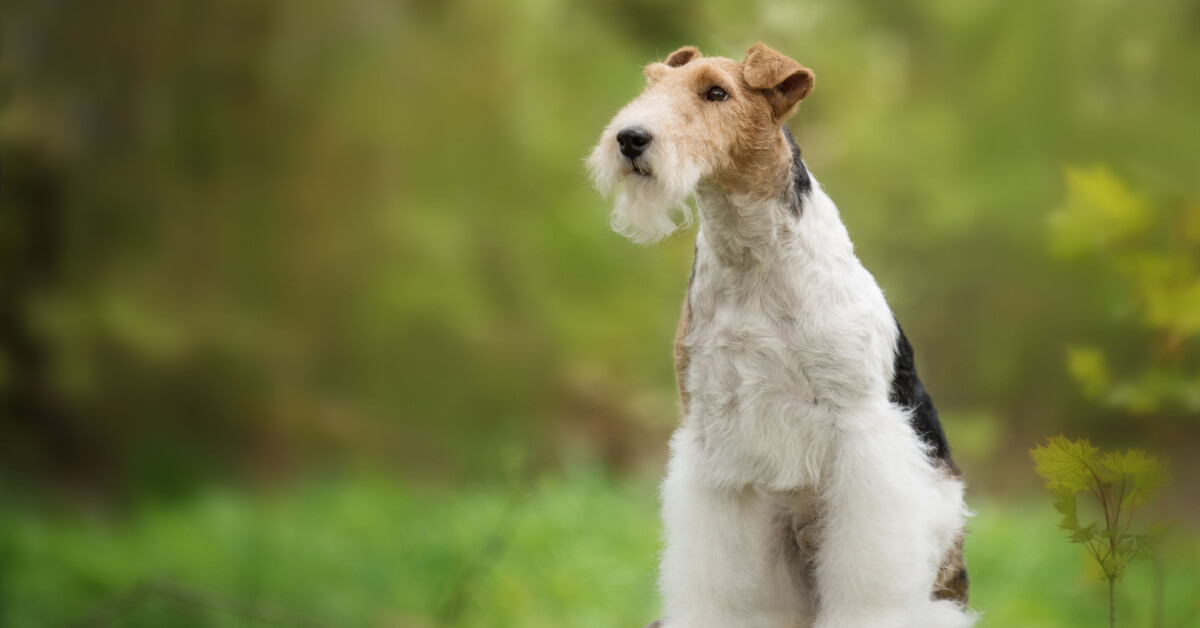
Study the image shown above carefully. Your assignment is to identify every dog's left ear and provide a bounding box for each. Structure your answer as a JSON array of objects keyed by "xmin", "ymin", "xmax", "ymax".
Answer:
[{"xmin": 743, "ymin": 42, "xmax": 815, "ymax": 121}]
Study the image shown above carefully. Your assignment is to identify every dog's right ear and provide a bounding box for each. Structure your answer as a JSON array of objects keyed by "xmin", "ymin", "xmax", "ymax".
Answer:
[
  {"xmin": 664, "ymin": 46, "xmax": 701, "ymax": 67},
  {"xmin": 743, "ymin": 42, "xmax": 814, "ymax": 121}
]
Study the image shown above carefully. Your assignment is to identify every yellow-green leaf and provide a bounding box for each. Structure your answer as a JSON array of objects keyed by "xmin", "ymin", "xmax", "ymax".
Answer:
[{"xmin": 1031, "ymin": 436, "xmax": 1102, "ymax": 494}]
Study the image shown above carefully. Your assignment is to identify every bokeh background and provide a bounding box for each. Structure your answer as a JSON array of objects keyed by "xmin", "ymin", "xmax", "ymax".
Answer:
[{"xmin": 2, "ymin": 0, "xmax": 1199, "ymax": 626}]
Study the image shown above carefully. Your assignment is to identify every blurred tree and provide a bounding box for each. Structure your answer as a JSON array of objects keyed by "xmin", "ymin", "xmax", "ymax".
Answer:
[
  {"xmin": 0, "ymin": 0, "xmax": 1198, "ymax": 496},
  {"xmin": 0, "ymin": 1, "xmax": 309, "ymax": 494}
]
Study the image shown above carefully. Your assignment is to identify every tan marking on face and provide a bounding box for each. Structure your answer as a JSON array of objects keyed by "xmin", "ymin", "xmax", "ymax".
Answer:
[{"xmin": 627, "ymin": 44, "xmax": 815, "ymax": 201}]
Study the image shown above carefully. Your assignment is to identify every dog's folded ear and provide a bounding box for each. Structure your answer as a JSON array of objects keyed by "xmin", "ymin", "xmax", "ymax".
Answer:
[
  {"xmin": 646, "ymin": 46, "xmax": 701, "ymax": 83},
  {"xmin": 664, "ymin": 46, "xmax": 701, "ymax": 68},
  {"xmin": 743, "ymin": 42, "xmax": 815, "ymax": 121}
]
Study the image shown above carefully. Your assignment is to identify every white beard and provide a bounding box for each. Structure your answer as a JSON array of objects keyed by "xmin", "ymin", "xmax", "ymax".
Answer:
[{"xmin": 587, "ymin": 140, "xmax": 701, "ymax": 244}]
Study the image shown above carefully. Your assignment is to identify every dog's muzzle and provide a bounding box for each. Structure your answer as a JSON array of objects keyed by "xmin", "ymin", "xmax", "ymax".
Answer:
[{"xmin": 616, "ymin": 127, "xmax": 652, "ymax": 159}]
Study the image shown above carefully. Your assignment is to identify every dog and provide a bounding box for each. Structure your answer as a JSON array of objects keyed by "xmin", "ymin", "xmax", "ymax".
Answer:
[{"xmin": 587, "ymin": 43, "xmax": 975, "ymax": 628}]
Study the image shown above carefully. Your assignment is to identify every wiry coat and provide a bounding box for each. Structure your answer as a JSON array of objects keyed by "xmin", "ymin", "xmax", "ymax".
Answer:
[{"xmin": 590, "ymin": 44, "xmax": 974, "ymax": 628}]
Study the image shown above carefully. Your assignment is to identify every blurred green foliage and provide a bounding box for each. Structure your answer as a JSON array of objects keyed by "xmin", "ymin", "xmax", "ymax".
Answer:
[
  {"xmin": 2, "ymin": 0, "xmax": 1200, "ymax": 623},
  {"xmin": 0, "ymin": 0, "xmax": 1195, "ymax": 494},
  {"xmin": 1051, "ymin": 166, "xmax": 1200, "ymax": 414},
  {"xmin": 2, "ymin": 0, "xmax": 1199, "ymax": 492}
]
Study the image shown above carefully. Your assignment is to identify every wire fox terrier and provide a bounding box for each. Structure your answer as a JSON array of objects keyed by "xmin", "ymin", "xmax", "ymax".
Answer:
[{"xmin": 588, "ymin": 43, "xmax": 975, "ymax": 628}]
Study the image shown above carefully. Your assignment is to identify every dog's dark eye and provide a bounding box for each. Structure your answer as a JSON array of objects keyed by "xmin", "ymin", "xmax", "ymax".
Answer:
[{"xmin": 705, "ymin": 86, "xmax": 729, "ymax": 102}]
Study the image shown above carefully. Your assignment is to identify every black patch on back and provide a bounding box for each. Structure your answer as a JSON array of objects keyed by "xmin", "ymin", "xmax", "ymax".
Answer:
[
  {"xmin": 889, "ymin": 320, "xmax": 956, "ymax": 468},
  {"xmin": 782, "ymin": 126, "xmax": 811, "ymax": 217}
]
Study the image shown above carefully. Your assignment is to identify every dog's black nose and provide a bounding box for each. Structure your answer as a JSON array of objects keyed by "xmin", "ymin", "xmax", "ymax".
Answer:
[{"xmin": 616, "ymin": 127, "xmax": 652, "ymax": 158}]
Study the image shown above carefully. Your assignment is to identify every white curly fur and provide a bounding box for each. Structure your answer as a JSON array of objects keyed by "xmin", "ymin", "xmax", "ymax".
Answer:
[{"xmin": 587, "ymin": 91, "xmax": 704, "ymax": 243}]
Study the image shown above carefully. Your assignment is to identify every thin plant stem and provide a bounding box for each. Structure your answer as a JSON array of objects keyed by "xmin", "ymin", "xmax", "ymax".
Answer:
[{"xmin": 1109, "ymin": 576, "xmax": 1116, "ymax": 628}]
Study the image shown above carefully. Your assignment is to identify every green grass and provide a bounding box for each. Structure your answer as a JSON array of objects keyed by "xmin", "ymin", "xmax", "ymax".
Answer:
[{"xmin": 1, "ymin": 470, "xmax": 1196, "ymax": 627}]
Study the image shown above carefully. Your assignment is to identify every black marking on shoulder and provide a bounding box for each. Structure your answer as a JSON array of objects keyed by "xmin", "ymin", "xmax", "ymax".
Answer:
[
  {"xmin": 889, "ymin": 319, "xmax": 957, "ymax": 469},
  {"xmin": 782, "ymin": 126, "xmax": 811, "ymax": 217}
]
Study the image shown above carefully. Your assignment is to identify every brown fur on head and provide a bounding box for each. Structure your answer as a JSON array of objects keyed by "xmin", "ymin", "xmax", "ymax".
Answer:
[
  {"xmin": 648, "ymin": 44, "xmax": 814, "ymax": 196},
  {"xmin": 587, "ymin": 43, "xmax": 816, "ymax": 241}
]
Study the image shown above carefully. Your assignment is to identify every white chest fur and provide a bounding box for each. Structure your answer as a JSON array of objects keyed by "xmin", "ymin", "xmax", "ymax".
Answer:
[{"xmin": 682, "ymin": 183, "xmax": 899, "ymax": 490}]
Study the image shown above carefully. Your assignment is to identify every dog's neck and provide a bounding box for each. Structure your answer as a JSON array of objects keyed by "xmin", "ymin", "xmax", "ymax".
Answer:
[
  {"xmin": 694, "ymin": 183, "xmax": 789, "ymax": 269},
  {"xmin": 693, "ymin": 128, "xmax": 820, "ymax": 269},
  {"xmin": 694, "ymin": 130, "xmax": 857, "ymax": 274}
]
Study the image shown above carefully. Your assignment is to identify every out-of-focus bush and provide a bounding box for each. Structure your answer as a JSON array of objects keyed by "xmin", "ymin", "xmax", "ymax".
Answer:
[
  {"xmin": 1051, "ymin": 166, "xmax": 1200, "ymax": 415},
  {"xmin": 1, "ymin": 0, "xmax": 1198, "ymax": 497}
]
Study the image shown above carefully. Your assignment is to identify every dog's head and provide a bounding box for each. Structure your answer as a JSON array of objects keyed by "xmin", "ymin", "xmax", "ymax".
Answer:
[{"xmin": 587, "ymin": 43, "xmax": 815, "ymax": 243}]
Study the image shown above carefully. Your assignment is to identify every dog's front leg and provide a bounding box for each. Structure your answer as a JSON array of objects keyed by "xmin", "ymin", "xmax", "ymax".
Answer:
[
  {"xmin": 658, "ymin": 429, "xmax": 807, "ymax": 628},
  {"xmin": 811, "ymin": 404, "xmax": 973, "ymax": 628}
]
